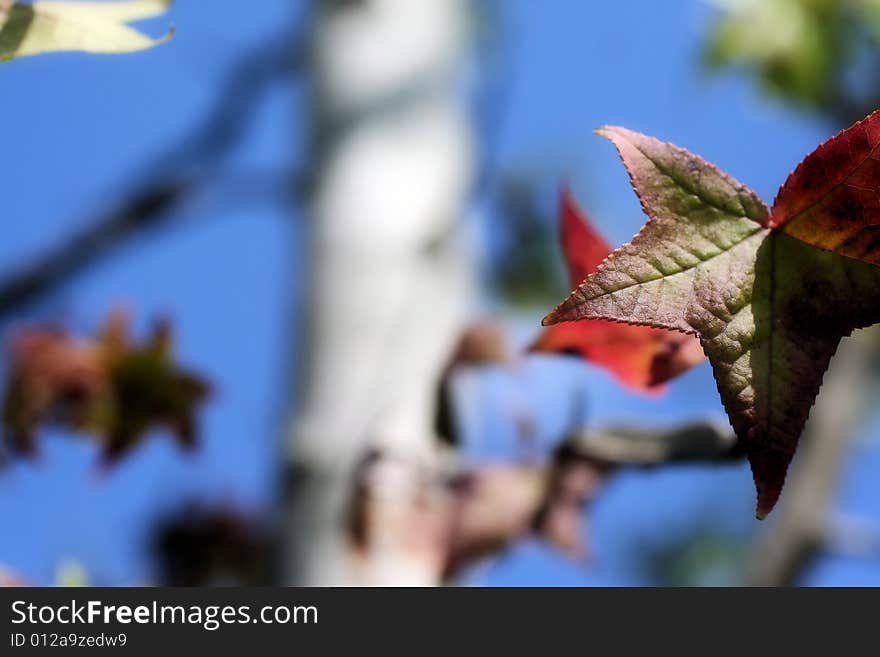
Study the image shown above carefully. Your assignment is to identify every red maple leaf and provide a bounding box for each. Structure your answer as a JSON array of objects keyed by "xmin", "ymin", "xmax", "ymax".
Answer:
[{"xmin": 531, "ymin": 188, "xmax": 705, "ymax": 392}]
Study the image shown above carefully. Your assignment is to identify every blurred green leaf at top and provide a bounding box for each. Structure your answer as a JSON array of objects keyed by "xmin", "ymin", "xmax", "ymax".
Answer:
[{"xmin": 703, "ymin": 0, "xmax": 880, "ymax": 124}]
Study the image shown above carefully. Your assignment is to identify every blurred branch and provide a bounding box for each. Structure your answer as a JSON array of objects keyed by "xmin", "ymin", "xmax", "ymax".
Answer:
[
  {"xmin": 0, "ymin": 178, "xmax": 193, "ymax": 320},
  {"xmin": 563, "ymin": 422, "xmax": 740, "ymax": 467},
  {"xmin": 0, "ymin": 168, "xmax": 292, "ymax": 322},
  {"xmin": 0, "ymin": 32, "xmax": 301, "ymax": 321},
  {"xmin": 444, "ymin": 421, "xmax": 741, "ymax": 577}
]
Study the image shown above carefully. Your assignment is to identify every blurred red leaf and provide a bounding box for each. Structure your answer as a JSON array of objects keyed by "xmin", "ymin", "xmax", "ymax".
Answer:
[
  {"xmin": 3, "ymin": 327, "xmax": 106, "ymax": 454},
  {"xmin": 558, "ymin": 185, "xmax": 613, "ymax": 283},
  {"xmin": 531, "ymin": 188, "xmax": 704, "ymax": 392},
  {"xmin": 2, "ymin": 310, "xmax": 210, "ymax": 462}
]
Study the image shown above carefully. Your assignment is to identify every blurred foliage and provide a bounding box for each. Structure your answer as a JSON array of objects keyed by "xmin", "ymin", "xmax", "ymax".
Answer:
[
  {"xmin": 487, "ymin": 175, "xmax": 567, "ymax": 309},
  {"xmin": 652, "ymin": 535, "xmax": 748, "ymax": 586},
  {"xmin": 2, "ymin": 311, "xmax": 210, "ymax": 463},
  {"xmin": 151, "ymin": 504, "xmax": 269, "ymax": 586},
  {"xmin": 704, "ymin": 0, "xmax": 880, "ymax": 121},
  {"xmin": 54, "ymin": 558, "xmax": 90, "ymax": 587}
]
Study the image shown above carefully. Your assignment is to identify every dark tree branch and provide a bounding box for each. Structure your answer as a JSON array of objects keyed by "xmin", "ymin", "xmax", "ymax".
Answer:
[
  {"xmin": 0, "ymin": 178, "xmax": 194, "ymax": 320},
  {"xmin": 562, "ymin": 422, "xmax": 740, "ymax": 467},
  {"xmin": 0, "ymin": 31, "xmax": 302, "ymax": 321}
]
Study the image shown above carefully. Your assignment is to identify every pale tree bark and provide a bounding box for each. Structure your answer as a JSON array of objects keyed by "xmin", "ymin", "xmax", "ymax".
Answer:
[{"xmin": 283, "ymin": 0, "xmax": 476, "ymax": 586}]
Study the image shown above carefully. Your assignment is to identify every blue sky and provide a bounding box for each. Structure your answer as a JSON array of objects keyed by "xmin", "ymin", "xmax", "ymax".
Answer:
[{"xmin": 0, "ymin": 0, "xmax": 878, "ymax": 585}]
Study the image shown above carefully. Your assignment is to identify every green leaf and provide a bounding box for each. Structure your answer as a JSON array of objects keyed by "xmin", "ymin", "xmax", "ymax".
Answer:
[
  {"xmin": 544, "ymin": 115, "xmax": 880, "ymax": 518},
  {"xmin": 0, "ymin": 0, "xmax": 172, "ymax": 62}
]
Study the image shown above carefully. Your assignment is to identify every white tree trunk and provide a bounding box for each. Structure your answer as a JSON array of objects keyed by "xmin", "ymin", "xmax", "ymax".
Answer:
[{"xmin": 283, "ymin": 0, "xmax": 475, "ymax": 586}]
